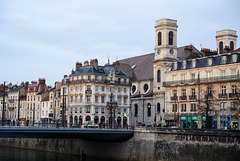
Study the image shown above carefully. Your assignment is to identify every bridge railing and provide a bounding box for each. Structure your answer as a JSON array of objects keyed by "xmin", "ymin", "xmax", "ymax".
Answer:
[{"xmin": 0, "ymin": 121, "xmax": 133, "ymax": 130}]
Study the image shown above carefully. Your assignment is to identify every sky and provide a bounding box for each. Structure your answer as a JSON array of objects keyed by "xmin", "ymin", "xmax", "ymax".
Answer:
[{"xmin": 0, "ymin": 0, "xmax": 239, "ymax": 86}]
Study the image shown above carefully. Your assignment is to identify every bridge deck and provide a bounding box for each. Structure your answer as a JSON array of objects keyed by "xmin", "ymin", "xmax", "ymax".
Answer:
[{"xmin": 0, "ymin": 127, "xmax": 134, "ymax": 142}]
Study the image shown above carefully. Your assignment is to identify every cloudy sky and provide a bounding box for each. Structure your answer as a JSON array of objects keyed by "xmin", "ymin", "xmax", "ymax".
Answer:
[{"xmin": 0, "ymin": 0, "xmax": 239, "ymax": 86}]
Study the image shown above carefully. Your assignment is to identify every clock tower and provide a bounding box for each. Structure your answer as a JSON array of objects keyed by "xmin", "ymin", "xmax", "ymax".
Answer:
[
  {"xmin": 154, "ymin": 18, "xmax": 178, "ymax": 61},
  {"xmin": 153, "ymin": 19, "xmax": 178, "ymax": 126}
]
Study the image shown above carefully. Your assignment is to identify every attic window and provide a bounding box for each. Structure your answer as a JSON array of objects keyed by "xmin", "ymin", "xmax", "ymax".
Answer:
[
  {"xmin": 192, "ymin": 59, "xmax": 196, "ymax": 68},
  {"xmin": 182, "ymin": 60, "xmax": 186, "ymax": 69},
  {"xmin": 131, "ymin": 65, "xmax": 136, "ymax": 69},
  {"xmin": 173, "ymin": 62, "xmax": 177, "ymax": 70},
  {"xmin": 232, "ymin": 54, "xmax": 237, "ymax": 63},
  {"xmin": 208, "ymin": 58, "xmax": 212, "ymax": 66},
  {"xmin": 222, "ymin": 56, "xmax": 227, "ymax": 64}
]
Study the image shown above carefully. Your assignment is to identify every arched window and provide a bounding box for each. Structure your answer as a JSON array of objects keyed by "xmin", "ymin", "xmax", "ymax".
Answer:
[
  {"xmin": 134, "ymin": 104, "xmax": 138, "ymax": 116},
  {"xmin": 230, "ymin": 41, "xmax": 234, "ymax": 51},
  {"xmin": 157, "ymin": 70, "xmax": 161, "ymax": 82},
  {"xmin": 157, "ymin": 103, "xmax": 160, "ymax": 114},
  {"xmin": 144, "ymin": 84, "xmax": 149, "ymax": 93},
  {"xmin": 169, "ymin": 31, "xmax": 173, "ymax": 45},
  {"xmin": 158, "ymin": 32, "xmax": 162, "ymax": 46},
  {"xmin": 219, "ymin": 41, "xmax": 223, "ymax": 54},
  {"xmin": 147, "ymin": 103, "xmax": 151, "ymax": 117}
]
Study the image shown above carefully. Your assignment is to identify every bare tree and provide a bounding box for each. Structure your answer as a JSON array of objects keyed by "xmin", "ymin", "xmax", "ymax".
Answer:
[{"xmin": 198, "ymin": 84, "xmax": 219, "ymax": 129}]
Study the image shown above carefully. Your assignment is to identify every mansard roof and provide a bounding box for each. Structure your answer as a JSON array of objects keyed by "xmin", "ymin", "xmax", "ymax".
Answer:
[
  {"xmin": 70, "ymin": 64, "xmax": 128, "ymax": 78},
  {"xmin": 170, "ymin": 52, "xmax": 240, "ymax": 71}
]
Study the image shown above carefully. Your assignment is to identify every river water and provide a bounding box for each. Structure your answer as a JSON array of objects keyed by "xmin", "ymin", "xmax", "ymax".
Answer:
[{"xmin": 0, "ymin": 146, "xmax": 113, "ymax": 161}]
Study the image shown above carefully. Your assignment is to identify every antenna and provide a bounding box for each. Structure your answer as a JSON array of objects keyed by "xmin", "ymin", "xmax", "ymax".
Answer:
[{"xmin": 108, "ymin": 53, "xmax": 110, "ymax": 65}]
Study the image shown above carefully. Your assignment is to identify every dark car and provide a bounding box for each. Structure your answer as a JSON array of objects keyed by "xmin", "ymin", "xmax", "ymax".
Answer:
[{"xmin": 72, "ymin": 124, "xmax": 81, "ymax": 128}]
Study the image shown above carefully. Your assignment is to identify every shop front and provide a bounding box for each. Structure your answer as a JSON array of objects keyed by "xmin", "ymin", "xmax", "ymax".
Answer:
[
  {"xmin": 180, "ymin": 116, "xmax": 198, "ymax": 128},
  {"xmin": 231, "ymin": 115, "xmax": 238, "ymax": 130},
  {"xmin": 212, "ymin": 116, "xmax": 217, "ymax": 129}
]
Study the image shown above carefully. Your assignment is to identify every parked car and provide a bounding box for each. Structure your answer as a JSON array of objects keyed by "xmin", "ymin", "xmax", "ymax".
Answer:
[{"xmin": 72, "ymin": 124, "xmax": 81, "ymax": 128}]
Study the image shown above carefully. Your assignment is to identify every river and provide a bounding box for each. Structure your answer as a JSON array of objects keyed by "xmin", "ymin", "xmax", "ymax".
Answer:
[{"xmin": 0, "ymin": 146, "xmax": 114, "ymax": 161}]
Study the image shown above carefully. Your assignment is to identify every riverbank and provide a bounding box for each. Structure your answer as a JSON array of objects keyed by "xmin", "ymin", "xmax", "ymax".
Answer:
[{"xmin": 0, "ymin": 128, "xmax": 239, "ymax": 161}]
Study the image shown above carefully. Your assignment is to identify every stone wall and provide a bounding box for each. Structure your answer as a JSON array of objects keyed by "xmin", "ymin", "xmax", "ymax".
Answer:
[{"xmin": 0, "ymin": 128, "xmax": 239, "ymax": 161}]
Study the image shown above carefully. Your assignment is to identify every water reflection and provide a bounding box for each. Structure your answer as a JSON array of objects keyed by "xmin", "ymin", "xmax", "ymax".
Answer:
[{"xmin": 0, "ymin": 146, "xmax": 111, "ymax": 161}]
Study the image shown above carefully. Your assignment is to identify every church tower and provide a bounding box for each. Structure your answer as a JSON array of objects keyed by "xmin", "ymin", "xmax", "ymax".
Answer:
[
  {"xmin": 154, "ymin": 18, "xmax": 178, "ymax": 61},
  {"xmin": 153, "ymin": 18, "xmax": 178, "ymax": 126},
  {"xmin": 216, "ymin": 29, "xmax": 237, "ymax": 54}
]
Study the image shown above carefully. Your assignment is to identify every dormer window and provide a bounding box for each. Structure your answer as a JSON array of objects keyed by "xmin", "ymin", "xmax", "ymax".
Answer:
[
  {"xmin": 208, "ymin": 58, "xmax": 212, "ymax": 66},
  {"xmin": 173, "ymin": 62, "xmax": 177, "ymax": 70},
  {"xmin": 222, "ymin": 56, "xmax": 226, "ymax": 64},
  {"xmin": 192, "ymin": 59, "xmax": 196, "ymax": 68},
  {"xmin": 182, "ymin": 60, "xmax": 186, "ymax": 69},
  {"xmin": 232, "ymin": 54, "xmax": 237, "ymax": 63}
]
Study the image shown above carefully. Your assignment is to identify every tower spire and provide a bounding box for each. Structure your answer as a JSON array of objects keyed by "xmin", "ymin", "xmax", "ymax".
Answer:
[{"xmin": 108, "ymin": 53, "xmax": 110, "ymax": 65}]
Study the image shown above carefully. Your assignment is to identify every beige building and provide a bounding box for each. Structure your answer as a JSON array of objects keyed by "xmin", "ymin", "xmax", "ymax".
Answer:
[{"xmin": 61, "ymin": 59, "xmax": 131, "ymax": 128}]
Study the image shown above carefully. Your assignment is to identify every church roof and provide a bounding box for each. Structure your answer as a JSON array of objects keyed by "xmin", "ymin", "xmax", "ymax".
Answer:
[{"xmin": 118, "ymin": 53, "xmax": 154, "ymax": 81}]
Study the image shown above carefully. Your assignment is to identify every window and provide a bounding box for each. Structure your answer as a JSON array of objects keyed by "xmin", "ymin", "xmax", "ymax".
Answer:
[
  {"xmin": 86, "ymin": 107, "xmax": 90, "ymax": 113},
  {"xmin": 207, "ymin": 86, "xmax": 212, "ymax": 96},
  {"xmin": 124, "ymin": 97, "xmax": 127, "ymax": 105},
  {"xmin": 147, "ymin": 103, "xmax": 151, "ymax": 117},
  {"xmin": 232, "ymin": 54, "xmax": 237, "ymax": 63},
  {"xmin": 181, "ymin": 74, "xmax": 186, "ymax": 83},
  {"xmin": 207, "ymin": 71, "xmax": 211, "ymax": 80},
  {"xmin": 88, "ymin": 76, "xmax": 91, "ymax": 81},
  {"xmin": 101, "ymin": 86, "xmax": 105, "ymax": 91},
  {"xmin": 181, "ymin": 104, "xmax": 186, "ymax": 112},
  {"xmin": 101, "ymin": 107, "xmax": 104, "ymax": 114},
  {"xmin": 230, "ymin": 41, "xmax": 234, "ymax": 51},
  {"xmin": 157, "ymin": 103, "xmax": 160, "ymax": 114},
  {"xmin": 124, "ymin": 78, "xmax": 127, "ymax": 83},
  {"xmin": 157, "ymin": 70, "xmax": 161, "ymax": 82},
  {"xmin": 191, "ymin": 104, "xmax": 196, "ymax": 111},
  {"xmin": 221, "ymin": 86, "xmax": 226, "ymax": 95},
  {"xmin": 132, "ymin": 85, "xmax": 136, "ymax": 94},
  {"xmin": 231, "ymin": 102, "xmax": 237, "ymax": 110},
  {"xmin": 86, "ymin": 96, "xmax": 91, "ymax": 102},
  {"xmin": 207, "ymin": 58, "xmax": 212, "ymax": 66},
  {"xmin": 95, "ymin": 95, "xmax": 98, "ymax": 103},
  {"xmin": 191, "ymin": 73, "xmax": 195, "ymax": 82},
  {"xmin": 219, "ymin": 41, "xmax": 223, "ymax": 54},
  {"xmin": 173, "ymin": 89, "xmax": 177, "ymax": 96},
  {"xmin": 143, "ymin": 84, "xmax": 149, "ymax": 93},
  {"xmin": 118, "ymin": 87, "xmax": 121, "ymax": 93},
  {"xmin": 135, "ymin": 104, "xmax": 138, "ymax": 116},
  {"xmin": 192, "ymin": 88, "xmax": 195, "ymax": 96},
  {"xmin": 95, "ymin": 107, "xmax": 98, "ymax": 113},
  {"xmin": 118, "ymin": 96, "xmax": 121, "ymax": 105},
  {"xmin": 182, "ymin": 89, "xmax": 186, "ymax": 96},
  {"xmin": 124, "ymin": 88, "xmax": 127, "ymax": 93},
  {"xmin": 101, "ymin": 96, "xmax": 105, "ymax": 103},
  {"xmin": 169, "ymin": 31, "xmax": 173, "ymax": 45},
  {"xmin": 87, "ymin": 85, "xmax": 91, "ymax": 90},
  {"xmin": 158, "ymin": 32, "xmax": 162, "ymax": 46},
  {"xmin": 232, "ymin": 85, "xmax": 236, "ymax": 94},
  {"xmin": 221, "ymin": 102, "xmax": 227, "ymax": 111},
  {"xmin": 192, "ymin": 59, "xmax": 196, "ymax": 68},
  {"xmin": 172, "ymin": 104, "xmax": 177, "ymax": 112}
]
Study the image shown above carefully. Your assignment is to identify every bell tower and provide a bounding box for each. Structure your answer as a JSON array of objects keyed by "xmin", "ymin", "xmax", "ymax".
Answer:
[
  {"xmin": 216, "ymin": 29, "xmax": 237, "ymax": 54},
  {"xmin": 154, "ymin": 18, "xmax": 178, "ymax": 61}
]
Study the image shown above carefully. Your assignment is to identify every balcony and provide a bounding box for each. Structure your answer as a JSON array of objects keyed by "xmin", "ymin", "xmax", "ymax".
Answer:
[
  {"xmin": 204, "ymin": 94, "xmax": 213, "ymax": 99},
  {"xmin": 163, "ymin": 74, "xmax": 239, "ymax": 87},
  {"xmin": 218, "ymin": 93, "xmax": 227, "ymax": 99},
  {"xmin": 229, "ymin": 93, "xmax": 238, "ymax": 99},
  {"xmin": 85, "ymin": 90, "xmax": 92, "ymax": 95},
  {"xmin": 189, "ymin": 95, "xmax": 197, "ymax": 100},
  {"xmin": 8, "ymin": 107, "xmax": 14, "ymax": 110},
  {"xmin": 179, "ymin": 95, "xmax": 187, "ymax": 100},
  {"xmin": 8, "ymin": 99, "xmax": 15, "ymax": 103},
  {"xmin": 171, "ymin": 96, "xmax": 178, "ymax": 101}
]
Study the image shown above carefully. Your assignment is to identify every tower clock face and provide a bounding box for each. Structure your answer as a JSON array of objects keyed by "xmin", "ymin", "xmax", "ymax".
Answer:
[
  {"xmin": 169, "ymin": 49, "xmax": 174, "ymax": 54},
  {"xmin": 157, "ymin": 49, "xmax": 161, "ymax": 55}
]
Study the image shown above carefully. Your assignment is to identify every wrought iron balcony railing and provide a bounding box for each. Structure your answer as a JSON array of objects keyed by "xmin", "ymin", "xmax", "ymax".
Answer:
[
  {"xmin": 171, "ymin": 96, "xmax": 178, "ymax": 101},
  {"xmin": 218, "ymin": 93, "xmax": 227, "ymax": 99},
  {"xmin": 189, "ymin": 95, "xmax": 197, "ymax": 100},
  {"xmin": 229, "ymin": 93, "xmax": 238, "ymax": 99},
  {"xmin": 179, "ymin": 95, "xmax": 187, "ymax": 100}
]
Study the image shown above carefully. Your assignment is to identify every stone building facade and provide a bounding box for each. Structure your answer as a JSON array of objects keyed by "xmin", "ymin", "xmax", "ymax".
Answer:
[{"xmin": 61, "ymin": 59, "xmax": 131, "ymax": 128}]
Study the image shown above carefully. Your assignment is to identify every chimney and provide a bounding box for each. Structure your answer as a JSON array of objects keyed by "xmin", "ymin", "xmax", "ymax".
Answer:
[
  {"xmin": 223, "ymin": 46, "xmax": 231, "ymax": 53},
  {"xmin": 84, "ymin": 60, "xmax": 89, "ymax": 66},
  {"xmin": 25, "ymin": 82, "xmax": 29, "ymax": 93},
  {"xmin": 76, "ymin": 62, "xmax": 82, "ymax": 70},
  {"xmin": 38, "ymin": 78, "xmax": 46, "ymax": 92},
  {"xmin": 90, "ymin": 59, "xmax": 98, "ymax": 69},
  {"xmin": 201, "ymin": 48, "xmax": 218, "ymax": 57}
]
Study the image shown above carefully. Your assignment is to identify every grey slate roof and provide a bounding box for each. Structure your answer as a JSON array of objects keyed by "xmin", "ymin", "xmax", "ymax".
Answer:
[
  {"xmin": 177, "ymin": 45, "xmax": 201, "ymax": 60},
  {"xmin": 171, "ymin": 52, "xmax": 240, "ymax": 71},
  {"xmin": 70, "ymin": 65, "xmax": 129, "ymax": 78},
  {"xmin": 118, "ymin": 53, "xmax": 154, "ymax": 81}
]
